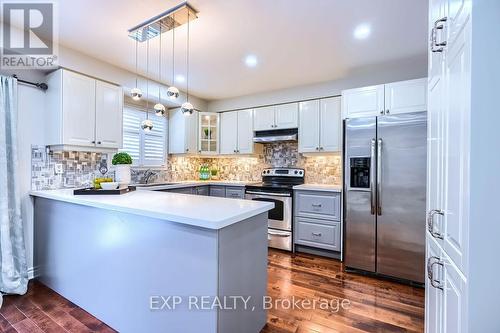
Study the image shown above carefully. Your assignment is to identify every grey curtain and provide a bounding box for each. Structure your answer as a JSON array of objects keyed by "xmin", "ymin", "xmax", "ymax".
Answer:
[{"xmin": 0, "ymin": 76, "xmax": 28, "ymax": 303}]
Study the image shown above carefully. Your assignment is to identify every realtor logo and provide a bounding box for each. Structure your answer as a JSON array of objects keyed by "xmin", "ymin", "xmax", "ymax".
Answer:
[{"xmin": 1, "ymin": 1, "xmax": 58, "ymax": 68}]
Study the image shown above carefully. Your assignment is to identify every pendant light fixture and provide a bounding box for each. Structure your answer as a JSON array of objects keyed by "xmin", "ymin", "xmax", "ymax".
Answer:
[
  {"xmin": 141, "ymin": 37, "xmax": 154, "ymax": 131},
  {"xmin": 154, "ymin": 24, "xmax": 166, "ymax": 116},
  {"xmin": 180, "ymin": 9, "xmax": 194, "ymax": 116},
  {"xmin": 130, "ymin": 39, "xmax": 142, "ymax": 101},
  {"xmin": 167, "ymin": 12, "xmax": 180, "ymax": 100}
]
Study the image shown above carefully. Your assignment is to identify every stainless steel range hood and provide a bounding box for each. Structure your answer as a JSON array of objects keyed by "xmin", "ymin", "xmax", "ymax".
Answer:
[{"xmin": 253, "ymin": 129, "xmax": 298, "ymax": 143}]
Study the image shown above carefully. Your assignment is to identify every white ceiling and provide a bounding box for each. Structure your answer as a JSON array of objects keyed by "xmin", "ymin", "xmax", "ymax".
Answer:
[{"xmin": 57, "ymin": 0, "xmax": 428, "ymax": 100}]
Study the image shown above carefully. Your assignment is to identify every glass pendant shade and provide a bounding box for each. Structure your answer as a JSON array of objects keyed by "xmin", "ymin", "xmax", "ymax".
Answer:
[
  {"xmin": 167, "ymin": 86, "xmax": 180, "ymax": 99},
  {"xmin": 141, "ymin": 119, "xmax": 153, "ymax": 132},
  {"xmin": 131, "ymin": 87, "xmax": 142, "ymax": 101},
  {"xmin": 181, "ymin": 102, "xmax": 194, "ymax": 115},
  {"xmin": 154, "ymin": 103, "xmax": 166, "ymax": 116}
]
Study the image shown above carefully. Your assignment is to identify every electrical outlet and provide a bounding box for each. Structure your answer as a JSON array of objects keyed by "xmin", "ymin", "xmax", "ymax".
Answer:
[{"xmin": 54, "ymin": 163, "xmax": 63, "ymax": 175}]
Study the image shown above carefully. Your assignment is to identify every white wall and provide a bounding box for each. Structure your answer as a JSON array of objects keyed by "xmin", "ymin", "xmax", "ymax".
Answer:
[{"xmin": 207, "ymin": 55, "xmax": 427, "ymax": 112}]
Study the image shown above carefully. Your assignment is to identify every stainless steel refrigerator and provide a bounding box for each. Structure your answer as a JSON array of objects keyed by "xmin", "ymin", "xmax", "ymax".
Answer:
[{"xmin": 344, "ymin": 111, "xmax": 427, "ymax": 283}]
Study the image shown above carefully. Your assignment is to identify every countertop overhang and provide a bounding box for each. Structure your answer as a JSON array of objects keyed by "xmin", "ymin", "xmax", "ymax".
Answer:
[{"xmin": 30, "ymin": 189, "xmax": 273, "ymax": 230}]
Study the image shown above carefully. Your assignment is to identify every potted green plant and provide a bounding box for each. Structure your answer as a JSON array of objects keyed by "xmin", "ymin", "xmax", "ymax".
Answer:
[{"xmin": 112, "ymin": 152, "xmax": 133, "ymax": 185}]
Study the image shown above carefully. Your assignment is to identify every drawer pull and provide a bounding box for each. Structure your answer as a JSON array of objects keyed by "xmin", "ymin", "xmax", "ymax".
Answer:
[
  {"xmin": 311, "ymin": 232, "xmax": 322, "ymax": 237},
  {"xmin": 311, "ymin": 203, "xmax": 322, "ymax": 208}
]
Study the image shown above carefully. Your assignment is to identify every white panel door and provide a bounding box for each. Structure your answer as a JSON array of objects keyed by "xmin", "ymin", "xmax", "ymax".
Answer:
[
  {"xmin": 168, "ymin": 109, "xmax": 186, "ymax": 154},
  {"xmin": 186, "ymin": 111, "xmax": 199, "ymax": 154},
  {"xmin": 442, "ymin": 12, "xmax": 470, "ymax": 275},
  {"xmin": 341, "ymin": 84, "xmax": 384, "ymax": 119},
  {"xmin": 426, "ymin": 234, "xmax": 443, "ymax": 333},
  {"xmin": 442, "ymin": 255, "xmax": 467, "ymax": 333},
  {"xmin": 275, "ymin": 103, "xmax": 298, "ymax": 129},
  {"xmin": 95, "ymin": 81, "xmax": 123, "ymax": 149},
  {"xmin": 219, "ymin": 111, "xmax": 238, "ymax": 154},
  {"xmin": 319, "ymin": 97, "xmax": 341, "ymax": 152},
  {"xmin": 62, "ymin": 71, "xmax": 96, "ymax": 146},
  {"xmin": 298, "ymin": 100, "xmax": 319, "ymax": 153},
  {"xmin": 427, "ymin": 77, "xmax": 445, "ymax": 246},
  {"xmin": 253, "ymin": 106, "xmax": 275, "ymax": 131},
  {"xmin": 384, "ymin": 78, "xmax": 427, "ymax": 115},
  {"xmin": 237, "ymin": 109, "xmax": 254, "ymax": 154}
]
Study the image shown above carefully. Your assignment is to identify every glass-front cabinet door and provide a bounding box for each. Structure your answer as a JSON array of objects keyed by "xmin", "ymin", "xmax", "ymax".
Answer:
[{"xmin": 198, "ymin": 112, "xmax": 219, "ymax": 155}]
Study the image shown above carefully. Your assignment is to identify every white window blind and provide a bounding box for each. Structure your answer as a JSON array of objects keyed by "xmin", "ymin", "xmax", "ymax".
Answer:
[{"xmin": 121, "ymin": 105, "xmax": 167, "ymax": 166}]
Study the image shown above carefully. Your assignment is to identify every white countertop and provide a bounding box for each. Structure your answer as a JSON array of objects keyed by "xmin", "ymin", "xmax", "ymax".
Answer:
[
  {"xmin": 293, "ymin": 184, "xmax": 342, "ymax": 192},
  {"xmin": 133, "ymin": 180, "xmax": 250, "ymax": 191},
  {"xmin": 30, "ymin": 189, "xmax": 273, "ymax": 230}
]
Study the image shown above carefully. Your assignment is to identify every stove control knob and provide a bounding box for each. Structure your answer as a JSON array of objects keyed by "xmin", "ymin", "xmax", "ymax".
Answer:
[
  {"xmin": 299, "ymin": 171, "xmax": 303, "ymax": 175},
  {"xmin": 294, "ymin": 170, "xmax": 298, "ymax": 174}
]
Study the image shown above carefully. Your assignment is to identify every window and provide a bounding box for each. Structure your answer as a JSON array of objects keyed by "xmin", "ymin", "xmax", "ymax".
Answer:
[{"xmin": 121, "ymin": 105, "xmax": 167, "ymax": 166}]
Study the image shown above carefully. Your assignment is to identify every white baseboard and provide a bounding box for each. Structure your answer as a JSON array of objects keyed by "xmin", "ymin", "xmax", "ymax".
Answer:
[{"xmin": 27, "ymin": 266, "xmax": 38, "ymax": 280}]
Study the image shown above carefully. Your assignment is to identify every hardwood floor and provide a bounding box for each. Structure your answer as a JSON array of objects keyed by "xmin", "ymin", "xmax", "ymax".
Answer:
[{"xmin": 0, "ymin": 249, "xmax": 424, "ymax": 333}]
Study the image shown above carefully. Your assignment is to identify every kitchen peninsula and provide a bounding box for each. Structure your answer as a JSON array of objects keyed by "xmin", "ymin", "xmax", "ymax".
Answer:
[{"xmin": 30, "ymin": 189, "xmax": 273, "ymax": 333}]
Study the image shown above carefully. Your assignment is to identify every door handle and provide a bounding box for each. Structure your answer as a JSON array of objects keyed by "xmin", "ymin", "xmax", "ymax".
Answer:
[
  {"xmin": 370, "ymin": 139, "xmax": 376, "ymax": 215},
  {"xmin": 376, "ymin": 138, "xmax": 383, "ymax": 215},
  {"xmin": 427, "ymin": 209, "xmax": 445, "ymax": 239}
]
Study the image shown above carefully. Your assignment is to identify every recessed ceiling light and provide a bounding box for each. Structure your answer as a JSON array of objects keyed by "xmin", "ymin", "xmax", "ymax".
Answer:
[
  {"xmin": 175, "ymin": 74, "xmax": 185, "ymax": 83},
  {"xmin": 244, "ymin": 54, "xmax": 258, "ymax": 67},
  {"xmin": 354, "ymin": 24, "xmax": 371, "ymax": 40}
]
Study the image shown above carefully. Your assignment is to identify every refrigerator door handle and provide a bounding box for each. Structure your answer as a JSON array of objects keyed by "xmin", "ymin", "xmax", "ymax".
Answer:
[
  {"xmin": 377, "ymin": 138, "xmax": 383, "ymax": 215},
  {"xmin": 370, "ymin": 139, "xmax": 377, "ymax": 215}
]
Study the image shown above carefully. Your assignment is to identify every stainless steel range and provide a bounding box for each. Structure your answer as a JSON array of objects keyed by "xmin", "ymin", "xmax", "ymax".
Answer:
[{"xmin": 245, "ymin": 168, "xmax": 304, "ymax": 251}]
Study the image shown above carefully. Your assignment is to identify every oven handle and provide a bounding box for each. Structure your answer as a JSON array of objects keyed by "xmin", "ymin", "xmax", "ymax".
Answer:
[{"xmin": 245, "ymin": 191, "xmax": 291, "ymax": 197}]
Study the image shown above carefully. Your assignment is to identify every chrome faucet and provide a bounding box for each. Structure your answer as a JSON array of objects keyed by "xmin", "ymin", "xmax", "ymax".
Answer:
[{"xmin": 143, "ymin": 169, "xmax": 157, "ymax": 184}]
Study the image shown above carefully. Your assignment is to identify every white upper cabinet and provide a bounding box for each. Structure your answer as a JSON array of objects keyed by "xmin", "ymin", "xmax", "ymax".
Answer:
[
  {"xmin": 298, "ymin": 100, "xmax": 320, "ymax": 153},
  {"xmin": 236, "ymin": 109, "xmax": 254, "ymax": 154},
  {"xmin": 319, "ymin": 97, "xmax": 342, "ymax": 152},
  {"xmin": 298, "ymin": 97, "xmax": 341, "ymax": 153},
  {"xmin": 61, "ymin": 70, "xmax": 96, "ymax": 147},
  {"xmin": 342, "ymin": 84, "xmax": 384, "ymax": 118},
  {"xmin": 45, "ymin": 69, "xmax": 123, "ymax": 151},
  {"xmin": 275, "ymin": 103, "xmax": 298, "ymax": 129},
  {"xmin": 342, "ymin": 79, "xmax": 427, "ymax": 119},
  {"xmin": 220, "ymin": 109, "xmax": 255, "ymax": 155},
  {"xmin": 253, "ymin": 106, "xmax": 275, "ymax": 131},
  {"xmin": 198, "ymin": 112, "xmax": 219, "ymax": 155},
  {"xmin": 95, "ymin": 80, "xmax": 123, "ymax": 149},
  {"xmin": 168, "ymin": 108, "xmax": 198, "ymax": 154},
  {"xmin": 384, "ymin": 78, "xmax": 427, "ymax": 115},
  {"xmin": 254, "ymin": 103, "xmax": 298, "ymax": 130},
  {"xmin": 220, "ymin": 111, "xmax": 238, "ymax": 154}
]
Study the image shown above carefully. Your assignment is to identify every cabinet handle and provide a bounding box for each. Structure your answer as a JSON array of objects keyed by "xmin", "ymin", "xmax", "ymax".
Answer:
[
  {"xmin": 97, "ymin": 141, "xmax": 101, "ymax": 145},
  {"xmin": 186, "ymin": 148, "xmax": 189, "ymax": 152},
  {"xmin": 91, "ymin": 140, "xmax": 96, "ymax": 144},
  {"xmin": 380, "ymin": 110, "xmax": 384, "ymax": 115},
  {"xmin": 431, "ymin": 17, "xmax": 447, "ymax": 53},
  {"xmin": 315, "ymin": 147, "xmax": 319, "ymax": 151},
  {"xmin": 311, "ymin": 203, "xmax": 322, "ymax": 208},
  {"xmin": 427, "ymin": 209, "xmax": 444, "ymax": 239},
  {"xmin": 385, "ymin": 109, "xmax": 390, "ymax": 114},
  {"xmin": 427, "ymin": 256, "xmax": 444, "ymax": 290},
  {"xmin": 311, "ymin": 232, "xmax": 322, "ymax": 237},
  {"xmin": 320, "ymin": 147, "xmax": 324, "ymax": 150}
]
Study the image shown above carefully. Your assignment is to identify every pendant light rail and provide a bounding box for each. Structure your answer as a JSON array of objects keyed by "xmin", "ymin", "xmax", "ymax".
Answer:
[{"xmin": 128, "ymin": 2, "xmax": 198, "ymax": 42}]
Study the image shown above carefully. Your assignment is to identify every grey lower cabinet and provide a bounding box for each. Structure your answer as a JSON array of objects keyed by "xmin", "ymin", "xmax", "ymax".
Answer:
[
  {"xmin": 166, "ymin": 187, "xmax": 194, "ymax": 195},
  {"xmin": 294, "ymin": 190, "xmax": 342, "ymax": 255},
  {"xmin": 225, "ymin": 187, "xmax": 245, "ymax": 199},
  {"xmin": 160, "ymin": 185, "xmax": 245, "ymax": 199},
  {"xmin": 209, "ymin": 186, "xmax": 226, "ymax": 197},
  {"xmin": 194, "ymin": 186, "xmax": 209, "ymax": 196}
]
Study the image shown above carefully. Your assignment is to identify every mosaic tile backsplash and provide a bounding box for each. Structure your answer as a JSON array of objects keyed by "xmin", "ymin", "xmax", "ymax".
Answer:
[{"xmin": 31, "ymin": 142, "xmax": 342, "ymax": 190}]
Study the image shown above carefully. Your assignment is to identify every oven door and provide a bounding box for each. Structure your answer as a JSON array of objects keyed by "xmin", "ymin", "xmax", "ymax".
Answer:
[{"xmin": 245, "ymin": 191, "xmax": 292, "ymax": 231}]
